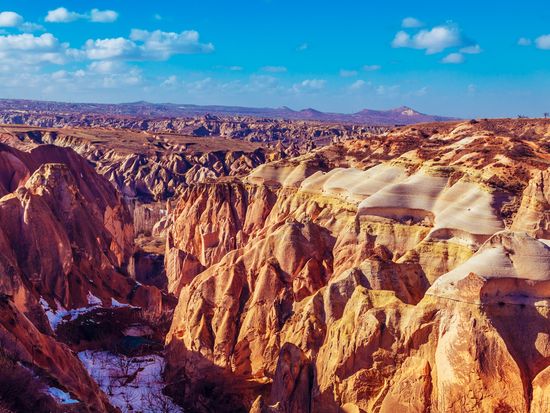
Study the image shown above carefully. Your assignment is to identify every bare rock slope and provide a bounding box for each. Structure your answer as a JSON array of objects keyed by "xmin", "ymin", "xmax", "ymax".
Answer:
[
  {"xmin": 0, "ymin": 142, "xmax": 169, "ymax": 412},
  {"xmin": 164, "ymin": 118, "xmax": 550, "ymax": 412}
]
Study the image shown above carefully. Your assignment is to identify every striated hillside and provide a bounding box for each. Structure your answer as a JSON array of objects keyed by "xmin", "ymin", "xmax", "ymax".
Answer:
[
  {"xmin": 163, "ymin": 118, "xmax": 550, "ymax": 412},
  {"xmin": 0, "ymin": 125, "xmax": 269, "ymax": 202},
  {"xmin": 0, "ymin": 142, "xmax": 175, "ymax": 412}
]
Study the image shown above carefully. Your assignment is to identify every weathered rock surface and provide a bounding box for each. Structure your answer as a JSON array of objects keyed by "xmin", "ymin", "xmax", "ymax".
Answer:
[
  {"xmin": 0, "ymin": 142, "xmax": 169, "ymax": 411},
  {"xmin": 0, "ymin": 126, "xmax": 268, "ymax": 202},
  {"xmin": 164, "ymin": 119, "xmax": 550, "ymax": 412}
]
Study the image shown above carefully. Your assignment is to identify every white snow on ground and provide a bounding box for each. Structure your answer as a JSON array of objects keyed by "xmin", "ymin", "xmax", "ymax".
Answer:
[
  {"xmin": 39, "ymin": 295, "xmax": 102, "ymax": 330},
  {"xmin": 111, "ymin": 298, "xmax": 137, "ymax": 308},
  {"xmin": 78, "ymin": 350, "xmax": 183, "ymax": 413},
  {"xmin": 39, "ymin": 293, "xmax": 138, "ymax": 331},
  {"xmin": 87, "ymin": 292, "xmax": 102, "ymax": 306},
  {"xmin": 46, "ymin": 387, "xmax": 79, "ymax": 404}
]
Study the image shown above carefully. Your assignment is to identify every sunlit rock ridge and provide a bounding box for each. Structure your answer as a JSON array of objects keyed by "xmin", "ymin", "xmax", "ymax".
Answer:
[{"xmin": 164, "ymin": 118, "xmax": 550, "ymax": 413}]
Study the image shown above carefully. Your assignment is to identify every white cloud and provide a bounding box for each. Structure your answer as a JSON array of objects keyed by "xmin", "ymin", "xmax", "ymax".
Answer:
[
  {"xmin": 215, "ymin": 65, "xmax": 244, "ymax": 71},
  {"xmin": 339, "ymin": 69, "xmax": 357, "ymax": 77},
  {"xmin": 51, "ymin": 70, "xmax": 68, "ymax": 80},
  {"xmin": 84, "ymin": 37, "xmax": 136, "ymax": 60},
  {"xmin": 441, "ymin": 52, "xmax": 464, "ymax": 64},
  {"xmin": 518, "ymin": 37, "xmax": 532, "ymax": 46},
  {"xmin": 414, "ymin": 86, "xmax": 428, "ymax": 96},
  {"xmin": 84, "ymin": 29, "xmax": 214, "ymax": 61},
  {"xmin": 363, "ymin": 64, "xmax": 381, "ymax": 71},
  {"xmin": 20, "ymin": 22, "xmax": 45, "ymax": 32},
  {"xmin": 392, "ymin": 31, "xmax": 410, "ymax": 48},
  {"xmin": 536, "ymin": 35, "xmax": 550, "ymax": 50},
  {"xmin": 376, "ymin": 85, "xmax": 400, "ymax": 96},
  {"xmin": 0, "ymin": 11, "xmax": 43, "ymax": 32},
  {"xmin": 90, "ymin": 9, "xmax": 118, "ymax": 23},
  {"xmin": 161, "ymin": 75, "xmax": 179, "ymax": 88},
  {"xmin": 130, "ymin": 29, "xmax": 214, "ymax": 58},
  {"xmin": 460, "ymin": 44, "xmax": 482, "ymax": 54},
  {"xmin": 88, "ymin": 60, "xmax": 125, "ymax": 74},
  {"xmin": 0, "ymin": 11, "xmax": 23, "ymax": 27},
  {"xmin": 0, "ymin": 32, "xmax": 72, "ymax": 64},
  {"xmin": 349, "ymin": 79, "xmax": 366, "ymax": 90},
  {"xmin": 185, "ymin": 77, "xmax": 213, "ymax": 92},
  {"xmin": 45, "ymin": 7, "xmax": 118, "ymax": 23},
  {"xmin": 45, "ymin": 7, "xmax": 83, "ymax": 23},
  {"xmin": 297, "ymin": 42, "xmax": 308, "ymax": 51},
  {"xmin": 467, "ymin": 84, "xmax": 477, "ymax": 94},
  {"xmin": 153, "ymin": 14, "xmax": 162, "ymax": 21},
  {"xmin": 392, "ymin": 24, "xmax": 465, "ymax": 54},
  {"xmin": 262, "ymin": 65, "xmax": 287, "ymax": 73},
  {"xmin": 402, "ymin": 17, "xmax": 423, "ymax": 28},
  {"xmin": 293, "ymin": 78, "xmax": 326, "ymax": 92}
]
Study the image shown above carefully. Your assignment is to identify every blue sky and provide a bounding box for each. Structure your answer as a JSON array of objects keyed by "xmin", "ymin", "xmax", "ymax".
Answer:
[{"xmin": 0, "ymin": 1, "xmax": 549, "ymax": 118}]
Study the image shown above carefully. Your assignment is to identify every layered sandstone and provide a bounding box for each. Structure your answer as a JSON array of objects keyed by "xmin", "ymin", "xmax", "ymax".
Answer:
[
  {"xmin": 164, "ymin": 119, "xmax": 550, "ymax": 412},
  {"xmin": 0, "ymin": 126, "xmax": 268, "ymax": 202},
  {"xmin": 0, "ymin": 142, "xmax": 169, "ymax": 411}
]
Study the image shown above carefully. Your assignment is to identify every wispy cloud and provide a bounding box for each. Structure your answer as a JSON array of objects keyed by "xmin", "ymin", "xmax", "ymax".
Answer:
[
  {"xmin": 401, "ymin": 17, "xmax": 423, "ymax": 28},
  {"xmin": 349, "ymin": 79, "xmax": 367, "ymax": 90},
  {"xmin": 45, "ymin": 7, "xmax": 118, "ymax": 23},
  {"xmin": 90, "ymin": 9, "xmax": 118, "ymax": 23},
  {"xmin": 460, "ymin": 44, "xmax": 482, "ymax": 54},
  {"xmin": 536, "ymin": 35, "xmax": 550, "ymax": 50},
  {"xmin": 293, "ymin": 78, "xmax": 326, "ymax": 92},
  {"xmin": 339, "ymin": 69, "xmax": 358, "ymax": 77},
  {"xmin": 441, "ymin": 52, "xmax": 464, "ymax": 64},
  {"xmin": 261, "ymin": 65, "xmax": 287, "ymax": 73},
  {"xmin": 363, "ymin": 64, "xmax": 381, "ymax": 71}
]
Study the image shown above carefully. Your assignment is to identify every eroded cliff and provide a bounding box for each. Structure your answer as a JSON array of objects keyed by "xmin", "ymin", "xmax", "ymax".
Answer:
[
  {"xmin": 0, "ymin": 142, "xmax": 172, "ymax": 412},
  {"xmin": 164, "ymin": 119, "xmax": 550, "ymax": 413}
]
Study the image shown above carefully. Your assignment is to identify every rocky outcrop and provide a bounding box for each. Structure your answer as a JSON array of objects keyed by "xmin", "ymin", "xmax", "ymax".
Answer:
[
  {"xmin": 164, "ymin": 119, "xmax": 550, "ymax": 412},
  {"xmin": 0, "ymin": 105, "xmax": 389, "ymax": 143},
  {"xmin": 0, "ymin": 127, "xmax": 268, "ymax": 202},
  {"xmin": 512, "ymin": 169, "xmax": 550, "ymax": 238},
  {"xmin": 0, "ymin": 142, "xmax": 170, "ymax": 411}
]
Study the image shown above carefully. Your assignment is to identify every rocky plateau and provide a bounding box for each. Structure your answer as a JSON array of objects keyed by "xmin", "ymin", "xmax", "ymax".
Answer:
[{"xmin": 0, "ymin": 115, "xmax": 549, "ymax": 413}]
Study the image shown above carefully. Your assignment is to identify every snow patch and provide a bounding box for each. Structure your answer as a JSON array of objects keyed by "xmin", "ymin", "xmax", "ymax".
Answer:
[
  {"xmin": 46, "ymin": 387, "xmax": 79, "ymax": 404},
  {"xmin": 40, "ymin": 295, "xmax": 102, "ymax": 330},
  {"xmin": 78, "ymin": 350, "xmax": 182, "ymax": 413},
  {"xmin": 111, "ymin": 298, "xmax": 137, "ymax": 308},
  {"xmin": 87, "ymin": 292, "xmax": 102, "ymax": 306}
]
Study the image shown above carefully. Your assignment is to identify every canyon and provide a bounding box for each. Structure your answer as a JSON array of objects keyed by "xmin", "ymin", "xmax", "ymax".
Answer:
[
  {"xmin": 163, "ymin": 118, "xmax": 550, "ymax": 412},
  {"xmin": 0, "ymin": 113, "xmax": 549, "ymax": 413}
]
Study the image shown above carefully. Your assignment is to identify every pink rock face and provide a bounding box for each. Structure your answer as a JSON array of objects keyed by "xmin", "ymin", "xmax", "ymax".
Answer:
[
  {"xmin": 164, "ymin": 119, "xmax": 550, "ymax": 413},
  {"xmin": 0, "ymin": 142, "xmax": 166, "ymax": 412}
]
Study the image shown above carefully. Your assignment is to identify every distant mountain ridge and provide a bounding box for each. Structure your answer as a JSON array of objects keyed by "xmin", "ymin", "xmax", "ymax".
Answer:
[{"xmin": 0, "ymin": 98, "xmax": 457, "ymax": 125}]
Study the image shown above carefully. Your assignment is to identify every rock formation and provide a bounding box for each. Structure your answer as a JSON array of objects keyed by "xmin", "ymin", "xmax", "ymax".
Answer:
[
  {"xmin": 164, "ymin": 118, "xmax": 550, "ymax": 412},
  {"xmin": 0, "ymin": 142, "xmax": 169, "ymax": 411},
  {"xmin": 0, "ymin": 126, "xmax": 268, "ymax": 202},
  {"xmin": 1, "ymin": 114, "xmax": 549, "ymax": 412}
]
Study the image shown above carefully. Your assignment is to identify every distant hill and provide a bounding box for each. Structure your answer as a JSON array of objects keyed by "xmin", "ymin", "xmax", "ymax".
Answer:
[{"xmin": 0, "ymin": 99, "xmax": 457, "ymax": 125}]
